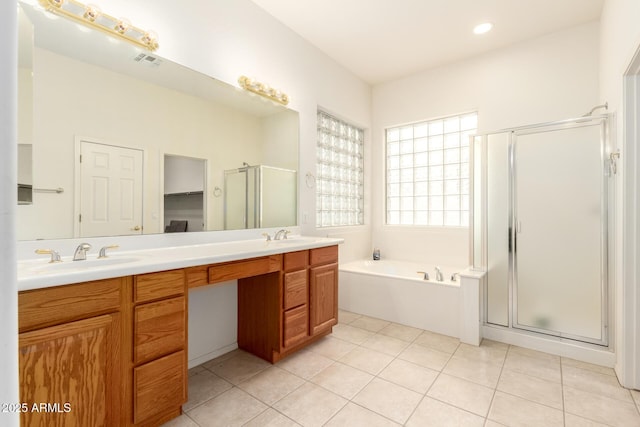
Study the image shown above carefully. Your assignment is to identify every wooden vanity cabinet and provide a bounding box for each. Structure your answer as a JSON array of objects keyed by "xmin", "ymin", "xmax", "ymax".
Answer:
[
  {"xmin": 237, "ymin": 245, "xmax": 339, "ymax": 363},
  {"xmin": 309, "ymin": 246, "xmax": 339, "ymax": 335},
  {"xmin": 132, "ymin": 269, "xmax": 188, "ymax": 426},
  {"xmin": 18, "ymin": 277, "xmax": 126, "ymax": 427}
]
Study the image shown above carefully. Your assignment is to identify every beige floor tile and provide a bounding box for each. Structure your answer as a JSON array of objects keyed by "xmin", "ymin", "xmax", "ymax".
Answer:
[
  {"xmin": 564, "ymin": 413, "xmax": 611, "ymax": 427},
  {"xmin": 202, "ymin": 349, "xmax": 242, "ymax": 369},
  {"xmin": 484, "ymin": 421, "xmax": 508, "ymax": 427},
  {"xmin": 307, "ymin": 336, "xmax": 356, "ymax": 360},
  {"xmin": 182, "ymin": 369, "xmax": 232, "ymax": 411},
  {"xmin": 272, "ymin": 382, "xmax": 347, "ymax": 427},
  {"xmin": 187, "ymin": 387, "xmax": 267, "ymax": 427},
  {"xmin": 276, "ymin": 349, "xmax": 334, "ymax": 380},
  {"xmin": 160, "ymin": 414, "xmax": 199, "ymax": 427},
  {"xmin": 237, "ymin": 366, "xmax": 305, "ymax": 405},
  {"xmin": 352, "ymin": 378, "xmax": 423, "ymax": 424},
  {"xmin": 339, "ymin": 346, "xmax": 394, "ymax": 375},
  {"xmin": 310, "ymin": 362, "xmax": 374, "ymax": 399},
  {"xmin": 508, "ymin": 345, "xmax": 561, "ymax": 362},
  {"xmin": 426, "ymin": 373, "xmax": 494, "ymax": 417},
  {"xmin": 378, "ymin": 322, "xmax": 423, "ymax": 342},
  {"xmin": 378, "ymin": 358, "xmax": 439, "ymax": 394},
  {"xmin": 497, "ymin": 369, "xmax": 563, "ymax": 410},
  {"xmin": 325, "ymin": 402, "xmax": 400, "ymax": 427},
  {"xmin": 243, "ymin": 408, "xmax": 301, "ymax": 427},
  {"xmin": 188, "ymin": 365, "xmax": 206, "ymax": 377},
  {"xmin": 331, "ymin": 323, "xmax": 375, "ymax": 344},
  {"xmin": 443, "ymin": 355, "xmax": 503, "ymax": 388},
  {"xmin": 562, "ymin": 364, "xmax": 633, "ymax": 403},
  {"xmin": 338, "ymin": 309, "xmax": 362, "ymax": 325},
  {"xmin": 361, "ymin": 333, "xmax": 410, "ymax": 357},
  {"xmin": 350, "ymin": 315, "xmax": 391, "ymax": 332},
  {"xmin": 454, "ymin": 341, "xmax": 508, "ymax": 365},
  {"xmin": 206, "ymin": 351, "xmax": 270, "ymax": 385},
  {"xmin": 503, "ymin": 350, "xmax": 561, "ymax": 383},
  {"xmin": 632, "ymin": 389, "xmax": 640, "ymax": 408},
  {"xmin": 561, "ymin": 357, "xmax": 616, "ymax": 377},
  {"xmin": 564, "ymin": 385, "xmax": 640, "ymax": 427},
  {"xmin": 414, "ymin": 330, "xmax": 460, "ymax": 354},
  {"xmin": 488, "ymin": 391, "xmax": 564, "ymax": 427},
  {"xmin": 398, "ymin": 343, "xmax": 452, "ymax": 371},
  {"xmin": 406, "ymin": 397, "xmax": 485, "ymax": 427}
]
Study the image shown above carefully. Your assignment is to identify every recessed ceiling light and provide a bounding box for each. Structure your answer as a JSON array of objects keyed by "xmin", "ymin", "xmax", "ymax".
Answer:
[{"xmin": 473, "ymin": 22, "xmax": 493, "ymax": 35}]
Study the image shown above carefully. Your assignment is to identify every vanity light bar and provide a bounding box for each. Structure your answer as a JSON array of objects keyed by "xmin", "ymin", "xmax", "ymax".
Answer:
[
  {"xmin": 39, "ymin": 0, "xmax": 159, "ymax": 51},
  {"xmin": 238, "ymin": 76, "xmax": 289, "ymax": 106}
]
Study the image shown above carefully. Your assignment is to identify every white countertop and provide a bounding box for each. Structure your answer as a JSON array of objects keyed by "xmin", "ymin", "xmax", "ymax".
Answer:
[{"xmin": 18, "ymin": 236, "xmax": 343, "ymax": 291}]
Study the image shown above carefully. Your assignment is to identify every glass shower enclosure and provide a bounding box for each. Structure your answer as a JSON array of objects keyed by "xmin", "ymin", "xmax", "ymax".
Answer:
[
  {"xmin": 224, "ymin": 164, "xmax": 297, "ymax": 230},
  {"xmin": 472, "ymin": 115, "xmax": 613, "ymax": 345}
]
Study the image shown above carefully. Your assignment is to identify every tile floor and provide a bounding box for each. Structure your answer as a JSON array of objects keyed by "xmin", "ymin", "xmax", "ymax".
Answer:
[{"xmin": 163, "ymin": 310, "xmax": 640, "ymax": 427}]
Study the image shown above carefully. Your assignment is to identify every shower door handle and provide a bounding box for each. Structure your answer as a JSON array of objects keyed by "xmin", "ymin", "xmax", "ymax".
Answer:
[{"xmin": 516, "ymin": 221, "xmax": 522, "ymax": 233}]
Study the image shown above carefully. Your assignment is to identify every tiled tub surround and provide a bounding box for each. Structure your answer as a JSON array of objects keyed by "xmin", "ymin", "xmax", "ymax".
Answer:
[{"xmin": 166, "ymin": 310, "xmax": 640, "ymax": 427}]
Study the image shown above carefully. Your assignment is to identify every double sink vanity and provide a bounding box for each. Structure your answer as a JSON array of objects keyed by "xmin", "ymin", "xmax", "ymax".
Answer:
[{"xmin": 17, "ymin": 235, "xmax": 342, "ymax": 426}]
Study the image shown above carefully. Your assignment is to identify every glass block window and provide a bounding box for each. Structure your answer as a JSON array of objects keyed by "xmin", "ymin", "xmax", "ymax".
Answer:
[
  {"xmin": 316, "ymin": 110, "xmax": 364, "ymax": 227},
  {"xmin": 386, "ymin": 112, "xmax": 477, "ymax": 226}
]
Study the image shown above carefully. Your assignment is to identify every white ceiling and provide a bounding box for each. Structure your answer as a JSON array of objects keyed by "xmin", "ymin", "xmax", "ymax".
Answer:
[{"xmin": 251, "ymin": 0, "xmax": 604, "ymax": 85}]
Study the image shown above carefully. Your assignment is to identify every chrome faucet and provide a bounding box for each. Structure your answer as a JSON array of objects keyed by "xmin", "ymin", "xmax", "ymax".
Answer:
[
  {"xmin": 417, "ymin": 271, "xmax": 430, "ymax": 280},
  {"xmin": 35, "ymin": 248, "xmax": 62, "ymax": 263},
  {"xmin": 451, "ymin": 272, "xmax": 460, "ymax": 282},
  {"xmin": 435, "ymin": 266, "xmax": 444, "ymax": 282},
  {"xmin": 98, "ymin": 245, "xmax": 119, "ymax": 258},
  {"xmin": 73, "ymin": 243, "xmax": 92, "ymax": 261},
  {"xmin": 274, "ymin": 229, "xmax": 290, "ymax": 240}
]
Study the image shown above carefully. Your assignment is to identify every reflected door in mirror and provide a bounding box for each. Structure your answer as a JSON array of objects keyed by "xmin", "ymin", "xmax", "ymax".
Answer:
[{"xmin": 80, "ymin": 141, "xmax": 143, "ymax": 237}]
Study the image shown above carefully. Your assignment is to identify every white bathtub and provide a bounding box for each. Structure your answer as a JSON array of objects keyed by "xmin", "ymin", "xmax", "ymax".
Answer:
[{"xmin": 339, "ymin": 259, "xmax": 465, "ymax": 338}]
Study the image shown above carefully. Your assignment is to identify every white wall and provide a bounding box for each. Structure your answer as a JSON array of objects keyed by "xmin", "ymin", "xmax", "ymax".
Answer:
[
  {"xmin": 0, "ymin": 0, "xmax": 19, "ymax": 424},
  {"xmin": 371, "ymin": 22, "xmax": 600, "ymax": 267},
  {"xmin": 598, "ymin": 0, "xmax": 640, "ymax": 388}
]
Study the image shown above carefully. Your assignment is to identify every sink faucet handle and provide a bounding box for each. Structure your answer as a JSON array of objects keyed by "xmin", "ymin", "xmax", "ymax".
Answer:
[
  {"xmin": 73, "ymin": 243, "xmax": 92, "ymax": 261},
  {"xmin": 262, "ymin": 232, "xmax": 272, "ymax": 242},
  {"xmin": 35, "ymin": 248, "xmax": 62, "ymax": 263},
  {"xmin": 98, "ymin": 245, "xmax": 120, "ymax": 258}
]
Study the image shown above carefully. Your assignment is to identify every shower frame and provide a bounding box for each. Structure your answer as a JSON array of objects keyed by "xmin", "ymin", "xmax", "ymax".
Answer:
[{"xmin": 471, "ymin": 113, "xmax": 614, "ymax": 347}]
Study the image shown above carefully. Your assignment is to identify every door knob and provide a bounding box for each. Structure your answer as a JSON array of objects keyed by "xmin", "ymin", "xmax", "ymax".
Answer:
[{"xmin": 131, "ymin": 225, "xmax": 141, "ymax": 231}]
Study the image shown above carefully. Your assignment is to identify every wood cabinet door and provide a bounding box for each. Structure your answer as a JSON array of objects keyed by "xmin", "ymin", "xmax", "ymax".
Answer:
[
  {"xmin": 309, "ymin": 263, "xmax": 338, "ymax": 335},
  {"xmin": 19, "ymin": 313, "xmax": 120, "ymax": 427}
]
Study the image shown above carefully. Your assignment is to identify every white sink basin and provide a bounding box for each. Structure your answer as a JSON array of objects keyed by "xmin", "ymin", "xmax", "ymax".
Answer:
[{"xmin": 19, "ymin": 256, "xmax": 144, "ymax": 275}]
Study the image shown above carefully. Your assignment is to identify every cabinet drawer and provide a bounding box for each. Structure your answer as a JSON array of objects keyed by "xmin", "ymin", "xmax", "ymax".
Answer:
[
  {"xmin": 283, "ymin": 270, "xmax": 307, "ymax": 310},
  {"xmin": 310, "ymin": 245, "xmax": 338, "ymax": 266},
  {"xmin": 134, "ymin": 350, "xmax": 186, "ymax": 424},
  {"xmin": 134, "ymin": 296, "xmax": 186, "ymax": 364},
  {"xmin": 208, "ymin": 255, "xmax": 282, "ymax": 284},
  {"xmin": 284, "ymin": 250, "xmax": 308, "ymax": 271},
  {"xmin": 283, "ymin": 305, "xmax": 308, "ymax": 348},
  {"xmin": 18, "ymin": 277, "xmax": 122, "ymax": 332},
  {"xmin": 134, "ymin": 270, "xmax": 185, "ymax": 303}
]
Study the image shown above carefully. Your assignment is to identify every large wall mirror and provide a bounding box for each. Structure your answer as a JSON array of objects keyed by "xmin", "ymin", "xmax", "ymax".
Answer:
[{"xmin": 17, "ymin": 1, "xmax": 299, "ymax": 240}]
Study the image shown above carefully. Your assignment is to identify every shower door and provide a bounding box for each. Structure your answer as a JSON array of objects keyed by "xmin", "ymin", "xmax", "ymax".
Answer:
[{"xmin": 512, "ymin": 119, "xmax": 608, "ymax": 344}]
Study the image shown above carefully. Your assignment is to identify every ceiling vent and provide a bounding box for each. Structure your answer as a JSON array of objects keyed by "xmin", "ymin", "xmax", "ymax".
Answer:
[{"xmin": 133, "ymin": 53, "xmax": 162, "ymax": 67}]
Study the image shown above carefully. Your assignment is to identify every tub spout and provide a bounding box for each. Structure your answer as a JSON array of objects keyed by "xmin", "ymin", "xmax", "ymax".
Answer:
[{"xmin": 435, "ymin": 266, "xmax": 443, "ymax": 282}]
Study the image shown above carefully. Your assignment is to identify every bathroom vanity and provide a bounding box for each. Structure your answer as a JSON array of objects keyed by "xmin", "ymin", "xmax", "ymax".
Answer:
[{"xmin": 17, "ymin": 238, "xmax": 340, "ymax": 426}]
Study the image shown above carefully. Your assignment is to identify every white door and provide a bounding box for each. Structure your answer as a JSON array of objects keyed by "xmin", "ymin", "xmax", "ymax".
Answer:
[{"xmin": 79, "ymin": 141, "xmax": 143, "ymax": 237}]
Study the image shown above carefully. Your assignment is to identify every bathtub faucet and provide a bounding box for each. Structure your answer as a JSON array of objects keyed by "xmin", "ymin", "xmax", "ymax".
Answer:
[
  {"xmin": 435, "ymin": 266, "xmax": 443, "ymax": 282},
  {"xmin": 451, "ymin": 272, "xmax": 460, "ymax": 282},
  {"xmin": 417, "ymin": 271, "xmax": 430, "ymax": 280}
]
